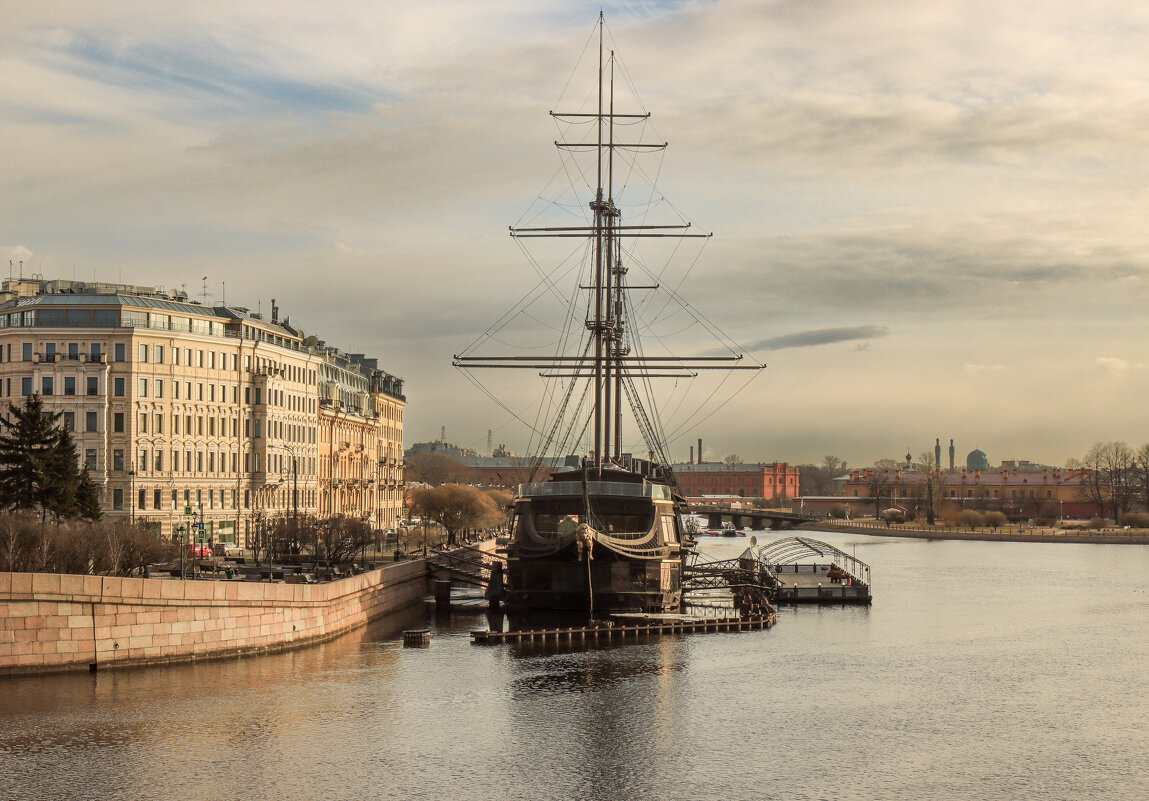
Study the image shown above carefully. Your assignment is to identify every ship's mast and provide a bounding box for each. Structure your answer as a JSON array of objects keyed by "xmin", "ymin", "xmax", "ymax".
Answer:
[{"xmin": 454, "ymin": 13, "xmax": 759, "ymax": 475}]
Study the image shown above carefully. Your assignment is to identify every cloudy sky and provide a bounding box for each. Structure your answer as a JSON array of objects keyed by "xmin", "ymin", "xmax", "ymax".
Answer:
[{"xmin": 4, "ymin": 0, "xmax": 1149, "ymax": 468}]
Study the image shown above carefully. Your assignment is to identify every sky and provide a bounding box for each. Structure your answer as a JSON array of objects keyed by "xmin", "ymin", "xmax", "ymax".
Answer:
[{"xmin": 4, "ymin": 0, "xmax": 1149, "ymax": 469}]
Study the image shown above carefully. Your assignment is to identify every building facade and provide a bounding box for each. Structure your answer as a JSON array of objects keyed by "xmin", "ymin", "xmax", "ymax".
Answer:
[
  {"xmin": 842, "ymin": 467, "xmax": 1100, "ymax": 519},
  {"xmin": 671, "ymin": 462, "xmax": 800, "ymax": 504},
  {"xmin": 0, "ymin": 278, "xmax": 405, "ymax": 545}
]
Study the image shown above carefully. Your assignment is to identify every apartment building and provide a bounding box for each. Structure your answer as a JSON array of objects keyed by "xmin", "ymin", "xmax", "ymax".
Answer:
[{"xmin": 0, "ymin": 278, "xmax": 405, "ymax": 545}]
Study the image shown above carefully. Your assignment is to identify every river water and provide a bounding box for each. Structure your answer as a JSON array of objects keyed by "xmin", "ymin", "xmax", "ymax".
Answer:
[{"xmin": 3, "ymin": 532, "xmax": 1148, "ymax": 801}]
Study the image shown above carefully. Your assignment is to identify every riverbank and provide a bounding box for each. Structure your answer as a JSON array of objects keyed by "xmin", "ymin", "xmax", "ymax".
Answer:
[
  {"xmin": 804, "ymin": 519, "xmax": 1149, "ymax": 544},
  {"xmin": 0, "ymin": 558, "xmax": 429, "ymax": 676}
]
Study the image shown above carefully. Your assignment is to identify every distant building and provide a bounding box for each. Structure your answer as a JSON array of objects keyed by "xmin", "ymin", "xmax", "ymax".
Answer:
[
  {"xmin": 843, "ymin": 467, "xmax": 1099, "ymax": 519},
  {"xmin": 671, "ymin": 462, "xmax": 800, "ymax": 504},
  {"xmin": 406, "ymin": 440, "xmax": 478, "ymax": 458}
]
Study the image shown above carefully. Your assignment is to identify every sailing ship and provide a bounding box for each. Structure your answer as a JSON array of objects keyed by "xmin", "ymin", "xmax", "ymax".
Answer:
[{"xmin": 455, "ymin": 15, "xmax": 762, "ymax": 615}]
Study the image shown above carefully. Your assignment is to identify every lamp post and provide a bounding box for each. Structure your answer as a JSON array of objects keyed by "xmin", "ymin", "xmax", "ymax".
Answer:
[
  {"xmin": 176, "ymin": 523, "xmax": 186, "ymax": 579},
  {"xmin": 128, "ymin": 468, "xmax": 136, "ymax": 525},
  {"xmin": 271, "ymin": 444, "xmax": 300, "ymax": 558}
]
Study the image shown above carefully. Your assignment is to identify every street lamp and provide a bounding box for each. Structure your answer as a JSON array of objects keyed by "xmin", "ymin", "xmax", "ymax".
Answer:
[
  {"xmin": 128, "ymin": 468, "xmax": 136, "ymax": 525},
  {"xmin": 271, "ymin": 444, "xmax": 300, "ymax": 557}
]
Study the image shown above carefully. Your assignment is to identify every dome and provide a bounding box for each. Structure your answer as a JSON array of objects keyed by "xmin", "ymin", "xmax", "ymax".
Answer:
[{"xmin": 966, "ymin": 449, "xmax": 989, "ymax": 470}]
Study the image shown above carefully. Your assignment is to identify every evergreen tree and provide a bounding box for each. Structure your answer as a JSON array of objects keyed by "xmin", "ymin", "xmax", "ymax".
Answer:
[{"xmin": 0, "ymin": 395, "xmax": 99, "ymax": 521}]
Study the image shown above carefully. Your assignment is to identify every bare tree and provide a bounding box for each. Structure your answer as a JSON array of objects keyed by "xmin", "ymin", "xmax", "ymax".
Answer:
[
  {"xmin": 1081, "ymin": 441, "xmax": 1136, "ymax": 522},
  {"xmin": 864, "ymin": 471, "xmax": 893, "ymax": 518},
  {"xmin": 1135, "ymin": 444, "xmax": 1149, "ymax": 513},
  {"xmin": 915, "ymin": 451, "xmax": 947, "ymax": 525},
  {"xmin": 723, "ymin": 454, "xmax": 744, "ymax": 467},
  {"xmin": 410, "ymin": 484, "xmax": 497, "ymax": 546}
]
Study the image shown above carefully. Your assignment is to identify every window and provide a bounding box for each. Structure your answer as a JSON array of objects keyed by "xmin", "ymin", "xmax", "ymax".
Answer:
[
  {"xmin": 138, "ymin": 413, "xmax": 147, "ymax": 433},
  {"xmin": 63, "ymin": 412, "xmax": 74, "ymax": 431},
  {"xmin": 196, "ymin": 350, "xmax": 203, "ymax": 368},
  {"xmin": 139, "ymin": 379, "xmax": 147, "ymax": 397},
  {"xmin": 153, "ymin": 488, "xmax": 161, "ymax": 509},
  {"xmin": 64, "ymin": 376, "xmax": 76, "ymax": 396},
  {"xmin": 45, "ymin": 343, "xmax": 56, "ymax": 361},
  {"xmin": 155, "ymin": 379, "xmax": 163, "ymax": 398},
  {"xmin": 86, "ymin": 376, "xmax": 98, "ymax": 395},
  {"xmin": 139, "ymin": 344, "xmax": 148, "ymax": 363},
  {"xmin": 197, "ymin": 383, "xmax": 203, "ymax": 401},
  {"xmin": 68, "ymin": 342, "xmax": 79, "ymax": 359},
  {"xmin": 210, "ymin": 384, "xmax": 215, "ymax": 402},
  {"xmin": 112, "ymin": 489, "xmax": 123, "ymax": 510},
  {"xmin": 20, "ymin": 377, "xmax": 31, "ymax": 396},
  {"xmin": 114, "ymin": 413, "xmax": 124, "ymax": 433},
  {"xmin": 172, "ymin": 450, "xmax": 180, "ymax": 471},
  {"xmin": 21, "ymin": 343, "xmax": 31, "ymax": 361},
  {"xmin": 154, "ymin": 451, "xmax": 163, "ymax": 471},
  {"xmin": 85, "ymin": 449, "xmax": 97, "ymax": 471},
  {"xmin": 155, "ymin": 345, "xmax": 164, "ymax": 364},
  {"xmin": 114, "ymin": 378, "xmax": 125, "ymax": 397},
  {"xmin": 138, "ymin": 488, "xmax": 146, "ymax": 510},
  {"xmin": 90, "ymin": 343, "xmax": 101, "ymax": 361},
  {"xmin": 254, "ymin": 420, "xmax": 262, "ymax": 438},
  {"xmin": 113, "ymin": 449, "xmax": 124, "ymax": 471},
  {"xmin": 154, "ymin": 414, "xmax": 163, "ymax": 434},
  {"xmin": 41, "ymin": 377, "xmax": 53, "ymax": 395},
  {"xmin": 114, "ymin": 343, "xmax": 125, "ymax": 362},
  {"xmin": 255, "ymin": 387, "xmax": 262, "ymax": 405},
  {"xmin": 86, "ymin": 411, "xmax": 98, "ymax": 432}
]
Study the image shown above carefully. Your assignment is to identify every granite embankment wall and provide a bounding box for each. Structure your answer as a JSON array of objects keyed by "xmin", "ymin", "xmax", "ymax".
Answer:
[{"xmin": 0, "ymin": 560, "xmax": 428, "ymax": 676}]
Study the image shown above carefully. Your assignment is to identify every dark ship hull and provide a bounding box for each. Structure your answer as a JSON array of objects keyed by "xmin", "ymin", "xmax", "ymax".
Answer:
[{"xmin": 504, "ymin": 464, "xmax": 684, "ymax": 614}]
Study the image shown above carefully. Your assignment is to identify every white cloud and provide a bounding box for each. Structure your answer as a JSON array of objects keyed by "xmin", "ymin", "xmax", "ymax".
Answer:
[{"xmin": 5, "ymin": 0, "xmax": 1149, "ymax": 463}]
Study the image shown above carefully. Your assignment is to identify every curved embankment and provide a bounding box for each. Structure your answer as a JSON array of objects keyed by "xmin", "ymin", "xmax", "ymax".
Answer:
[
  {"xmin": 0, "ymin": 560, "xmax": 428, "ymax": 676},
  {"xmin": 799, "ymin": 521, "xmax": 1149, "ymax": 545}
]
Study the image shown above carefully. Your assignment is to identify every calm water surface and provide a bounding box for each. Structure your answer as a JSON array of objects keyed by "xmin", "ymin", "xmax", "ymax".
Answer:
[{"xmin": 3, "ymin": 532, "xmax": 1149, "ymax": 801}]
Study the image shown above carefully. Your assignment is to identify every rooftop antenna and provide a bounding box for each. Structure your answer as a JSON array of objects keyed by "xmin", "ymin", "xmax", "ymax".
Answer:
[
  {"xmin": 222, "ymin": 281, "xmax": 226, "ymax": 306},
  {"xmin": 201, "ymin": 276, "xmax": 208, "ymax": 304}
]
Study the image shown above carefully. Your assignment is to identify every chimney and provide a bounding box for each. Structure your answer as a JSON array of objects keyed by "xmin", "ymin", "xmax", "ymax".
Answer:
[
  {"xmin": 697, "ymin": 438, "xmax": 703, "ymax": 464},
  {"xmin": 689, "ymin": 445, "xmax": 694, "ymax": 464},
  {"xmin": 271, "ymin": 298, "xmax": 279, "ymax": 324},
  {"xmin": 935, "ymin": 438, "xmax": 941, "ymax": 468},
  {"xmin": 949, "ymin": 439, "xmax": 955, "ymax": 471}
]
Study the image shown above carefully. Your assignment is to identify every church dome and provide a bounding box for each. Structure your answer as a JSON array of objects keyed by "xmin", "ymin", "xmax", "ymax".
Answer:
[{"xmin": 966, "ymin": 449, "xmax": 989, "ymax": 470}]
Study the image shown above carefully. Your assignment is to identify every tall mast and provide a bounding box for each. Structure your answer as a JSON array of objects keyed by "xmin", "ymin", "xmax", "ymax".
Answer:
[
  {"xmin": 592, "ymin": 12, "xmax": 604, "ymax": 472},
  {"xmin": 455, "ymin": 13, "xmax": 761, "ymax": 470}
]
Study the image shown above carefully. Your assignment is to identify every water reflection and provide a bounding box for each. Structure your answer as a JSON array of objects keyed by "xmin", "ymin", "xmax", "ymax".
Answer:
[{"xmin": 3, "ymin": 534, "xmax": 1149, "ymax": 801}]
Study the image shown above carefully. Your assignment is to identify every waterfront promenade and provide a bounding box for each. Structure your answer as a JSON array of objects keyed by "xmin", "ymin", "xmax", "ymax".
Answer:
[
  {"xmin": 810, "ymin": 519, "xmax": 1149, "ymax": 545},
  {"xmin": 0, "ymin": 558, "xmax": 429, "ymax": 675}
]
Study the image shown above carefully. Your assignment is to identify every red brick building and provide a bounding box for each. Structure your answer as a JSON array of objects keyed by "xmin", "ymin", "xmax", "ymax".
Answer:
[{"xmin": 671, "ymin": 462, "xmax": 800, "ymax": 503}]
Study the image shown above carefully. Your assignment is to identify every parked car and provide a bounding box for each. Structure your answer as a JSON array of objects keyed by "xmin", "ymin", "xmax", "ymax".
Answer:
[
  {"xmin": 217, "ymin": 542, "xmax": 242, "ymax": 558},
  {"xmin": 188, "ymin": 543, "xmax": 214, "ymax": 558}
]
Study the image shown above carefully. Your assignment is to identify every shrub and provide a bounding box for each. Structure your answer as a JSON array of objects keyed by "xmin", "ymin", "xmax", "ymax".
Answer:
[
  {"xmin": 1087, "ymin": 517, "xmax": 1107, "ymax": 530},
  {"xmin": 957, "ymin": 510, "xmax": 985, "ymax": 531},
  {"xmin": 828, "ymin": 504, "xmax": 848, "ymax": 519},
  {"xmin": 984, "ymin": 511, "xmax": 1008, "ymax": 531}
]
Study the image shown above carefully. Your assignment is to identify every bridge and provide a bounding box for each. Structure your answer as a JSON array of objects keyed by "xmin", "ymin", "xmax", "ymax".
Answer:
[{"xmin": 687, "ymin": 504, "xmax": 817, "ymax": 531}]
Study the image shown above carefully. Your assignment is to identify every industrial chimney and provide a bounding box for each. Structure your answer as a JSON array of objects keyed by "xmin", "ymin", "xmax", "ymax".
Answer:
[
  {"xmin": 697, "ymin": 438, "xmax": 703, "ymax": 464},
  {"xmin": 935, "ymin": 438, "xmax": 941, "ymax": 469},
  {"xmin": 949, "ymin": 439, "xmax": 955, "ymax": 471},
  {"xmin": 689, "ymin": 445, "xmax": 694, "ymax": 464}
]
